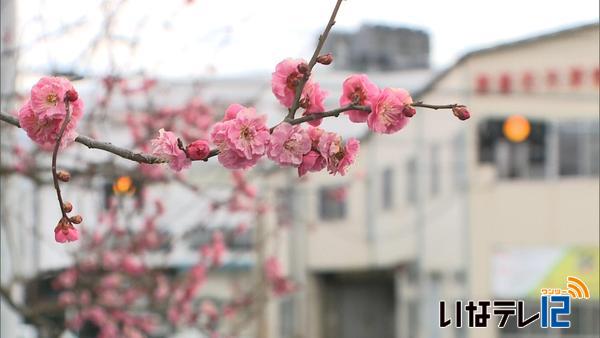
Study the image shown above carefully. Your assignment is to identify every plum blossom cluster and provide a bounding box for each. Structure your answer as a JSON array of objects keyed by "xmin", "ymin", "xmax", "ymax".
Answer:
[
  {"xmin": 49, "ymin": 174, "xmax": 265, "ymax": 337},
  {"xmin": 121, "ymin": 97, "xmax": 214, "ymax": 178},
  {"xmin": 146, "ymin": 57, "xmax": 469, "ymax": 178}
]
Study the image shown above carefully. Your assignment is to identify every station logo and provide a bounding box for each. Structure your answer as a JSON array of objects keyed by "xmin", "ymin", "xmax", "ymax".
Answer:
[{"xmin": 440, "ymin": 276, "xmax": 590, "ymax": 328}]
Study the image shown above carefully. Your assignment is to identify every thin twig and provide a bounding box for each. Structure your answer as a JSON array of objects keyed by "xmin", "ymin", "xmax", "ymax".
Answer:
[
  {"xmin": 51, "ymin": 100, "xmax": 72, "ymax": 220},
  {"xmin": 411, "ymin": 101, "xmax": 465, "ymax": 110},
  {"xmin": 286, "ymin": 0, "xmax": 344, "ymax": 120}
]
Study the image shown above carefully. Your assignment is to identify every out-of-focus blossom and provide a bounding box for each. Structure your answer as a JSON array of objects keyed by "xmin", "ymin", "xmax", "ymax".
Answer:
[{"xmin": 264, "ymin": 257, "xmax": 295, "ymax": 296}]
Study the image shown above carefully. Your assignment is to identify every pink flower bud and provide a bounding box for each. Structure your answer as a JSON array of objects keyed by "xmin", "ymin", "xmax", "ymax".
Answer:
[
  {"xmin": 186, "ymin": 139, "xmax": 210, "ymax": 160},
  {"xmin": 452, "ymin": 106, "xmax": 471, "ymax": 121},
  {"xmin": 297, "ymin": 62, "xmax": 309, "ymax": 75},
  {"xmin": 316, "ymin": 53, "xmax": 333, "ymax": 65},
  {"xmin": 402, "ymin": 105, "xmax": 416, "ymax": 118},
  {"xmin": 65, "ymin": 89, "xmax": 79, "ymax": 102}
]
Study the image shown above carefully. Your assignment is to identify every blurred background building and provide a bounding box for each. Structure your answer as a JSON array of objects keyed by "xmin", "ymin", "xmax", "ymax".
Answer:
[
  {"xmin": 260, "ymin": 22, "xmax": 600, "ymax": 338},
  {"xmin": 324, "ymin": 25, "xmax": 430, "ymax": 71}
]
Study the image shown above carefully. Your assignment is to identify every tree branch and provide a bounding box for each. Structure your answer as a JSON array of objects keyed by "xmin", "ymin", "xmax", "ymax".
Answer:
[
  {"xmin": 286, "ymin": 0, "xmax": 343, "ymax": 120},
  {"xmin": 51, "ymin": 101, "xmax": 72, "ymax": 220},
  {"xmin": 2, "ymin": 98, "xmax": 465, "ymax": 166},
  {"xmin": 411, "ymin": 101, "xmax": 465, "ymax": 110},
  {"xmin": 0, "ymin": 112, "xmax": 167, "ymax": 164}
]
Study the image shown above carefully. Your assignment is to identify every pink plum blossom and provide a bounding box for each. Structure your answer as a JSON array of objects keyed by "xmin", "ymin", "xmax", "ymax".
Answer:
[
  {"xmin": 367, "ymin": 88, "xmax": 413, "ymax": 134},
  {"xmin": 268, "ymin": 123, "xmax": 311, "ymax": 166},
  {"xmin": 298, "ymin": 126, "xmax": 327, "ymax": 176},
  {"xmin": 151, "ymin": 128, "xmax": 191, "ymax": 171},
  {"xmin": 300, "ymin": 81, "xmax": 328, "ymax": 126},
  {"xmin": 223, "ymin": 103, "xmax": 245, "ymax": 121},
  {"xmin": 339, "ymin": 74, "xmax": 380, "ymax": 123},
  {"xmin": 298, "ymin": 150, "xmax": 327, "ymax": 177},
  {"xmin": 18, "ymin": 77, "xmax": 84, "ymax": 149},
  {"xmin": 271, "ymin": 58, "xmax": 306, "ymax": 108},
  {"xmin": 210, "ymin": 107, "xmax": 269, "ymax": 169},
  {"xmin": 30, "ymin": 77, "xmax": 82, "ymax": 119},
  {"xmin": 54, "ymin": 217, "xmax": 79, "ymax": 243},
  {"xmin": 121, "ymin": 255, "xmax": 145, "ymax": 275},
  {"xmin": 318, "ymin": 132, "xmax": 360, "ymax": 176}
]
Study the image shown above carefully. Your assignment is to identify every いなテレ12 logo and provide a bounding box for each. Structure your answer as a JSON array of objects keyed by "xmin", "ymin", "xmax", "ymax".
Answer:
[{"xmin": 439, "ymin": 276, "xmax": 591, "ymax": 329}]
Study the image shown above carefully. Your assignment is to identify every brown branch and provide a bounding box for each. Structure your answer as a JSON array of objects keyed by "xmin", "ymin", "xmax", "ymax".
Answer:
[
  {"xmin": 0, "ymin": 112, "xmax": 167, "ymax": 164},
  {"xmin": 0, "ymin": 285, "xmax": 26, "ymax": 315},
  {"xmin": 51, "ymin": 101, "xmax": 72, "ymax": 220},
  {"xmin": 411, "ymin": 101, "xmax": 465, "ymax": 110},
  {"xmin": 274, "ymin": 104, "xmax": 370, "ymax": 132},
  {"xmin": 286, "ymin": 0, "xmax": 343, "ymax": 120},
  {"xmin": 3, "ymin": 98, "xmax": 464, "ymax": 167}
]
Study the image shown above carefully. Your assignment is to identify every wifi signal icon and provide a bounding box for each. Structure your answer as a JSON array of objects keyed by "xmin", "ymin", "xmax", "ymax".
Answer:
[{"xmin": 566, "ymin": 276, "xmax": 590, "ymax": 299}]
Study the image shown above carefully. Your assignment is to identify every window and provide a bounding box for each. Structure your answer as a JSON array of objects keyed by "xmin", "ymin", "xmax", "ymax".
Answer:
[
  {"xmin": 382, "ymin": 168, "xmax": 394, "ymax": 210},
  {"xmin": 275, "ymin": 187, "xmax": 293, "ymax": 227},
  {"xmin": 319, "ymin": 186, "xmax": 347, "ymax": 220},
  {"xmin": 477, "ymin": 118, "xmax": 547, "ymax": 179},
  {"xmin": 406, "ymin": 158, "xmax": 418, "ymax": 205},
  {"xmin": 430, "ymin": 145, "xmax": 441, "ymax": 196},
  {"xmin": 476, "ymin": 74, "xmax": 490, "ymax": 94},
  {"xmin": 559, "ymin": 121, "xmax": 599, "ymax": 177}
]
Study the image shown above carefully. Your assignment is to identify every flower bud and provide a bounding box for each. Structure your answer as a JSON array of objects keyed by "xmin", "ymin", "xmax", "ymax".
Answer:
[
  {"xmin": 65, "ymin": 89, "xmax": 79, "ymax": 102},
  {"xmin": 297, "ymin": 63, "xmax": 309, "ymax": 75},
  {"xmin": 402, "ymin": 105, "xmax": 417, "ymax": 118},
  {"xmin": 299, "ymin": 97, "xmax": 309, "ymax": 109},
  {"xmin": 57, "ymin": 170, "xmax": 71, "ymax": 182},
  {"xmin": 63, "ymin": 202, "xmax": 73, "ymax": 213},
  {"xmin": 452, "ymin": 106, "xmax": 471, "ymax": 121},
  {"xmin": 186, "ymin": 139, "xmax": 211, "ymax": 161},
  {"xmin": 70, "ymin": 215, "xmax": 83, "ymax": 224},
  {"xmin": 316, "ymin": 53, "xmax": 333, "ymax": 65}
]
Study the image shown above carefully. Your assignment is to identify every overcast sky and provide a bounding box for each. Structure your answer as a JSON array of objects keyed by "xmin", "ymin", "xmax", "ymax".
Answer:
[{"xmin": 15, "ymin": 0, "xmax": 600, "ymax": 78}]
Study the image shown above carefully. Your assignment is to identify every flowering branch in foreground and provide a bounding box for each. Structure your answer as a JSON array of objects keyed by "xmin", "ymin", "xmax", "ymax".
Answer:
[
  {"xmin": 1, "ymin": 99, "xmax": 468, "ymax": 165},
  {"xmin": 0, "ymin": 0, "xmax": 471, "ymax": 245},
  {"xmin": 0, "ymin": 113, "xmax": 167, "ymax": 164}
]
